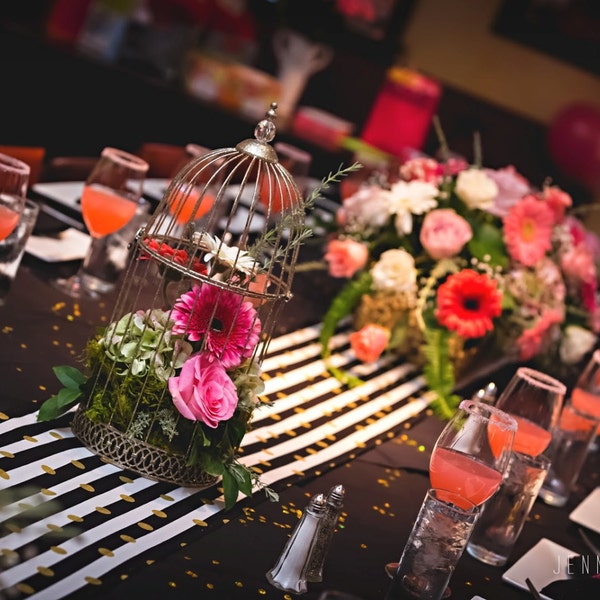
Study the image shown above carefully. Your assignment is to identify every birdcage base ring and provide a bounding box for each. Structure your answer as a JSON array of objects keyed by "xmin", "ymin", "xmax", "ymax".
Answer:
[{"xmin": 71, "ymin": 409, "xmax": 220, "ymax": 489}]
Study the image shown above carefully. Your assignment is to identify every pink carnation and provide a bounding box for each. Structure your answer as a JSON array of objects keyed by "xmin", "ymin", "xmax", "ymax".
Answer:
[
  {"xmin": 169, "ymin": 353, "xmax": 238, "ymax": 428},
  {"xmin": 400, "ymin": 157, "xmax": 442, "ymax": 184},
  {"xmin": 420, "ymin": 209, "xmax": 472, "ymax": 260},
  {"xmin": 349, "ymin": 324, "xmax": 391, "ymax": 363},
  {"xmin": 542, "ymin": 185, "xmax": 572, "ymax": 224},
  {"xmin": 516, "ymin": 310, "xmax": 563, "ymax": 361},
  {"xmin": 561, "ymin": 245, "xmax": 596, "ymax": 284},
  {"xmin": 324, "ymin": 238, "xmax": 369, "ymax": 278}
]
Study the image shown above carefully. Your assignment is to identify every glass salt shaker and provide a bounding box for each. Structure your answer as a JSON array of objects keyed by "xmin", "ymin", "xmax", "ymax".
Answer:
[{"xmin": 266, "ymin": 493, "xmax": 327, "ymax": 594}]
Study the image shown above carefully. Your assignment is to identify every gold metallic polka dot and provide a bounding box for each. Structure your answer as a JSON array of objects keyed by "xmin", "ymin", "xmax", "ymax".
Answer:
[
  {"xmin": 37, "ymin": 566, "xmax": 55, "ymax": 577},
  {"xmin": 23, "ymin": 435, "xmax": 37, "ymax": 443},
  {"xmin": 146, "ymin": 559, "xmax": 155, "ymax": 566},
  {"xmin": 206, "ymin": 583, "xmax": 215, "ymax": 590},
  {"xmin": 120, "ymin": 574, "xmax": 129, "ymax": 581},
  {"xmin": 235, "ymin": 581, "xmax": 243, "ymax": 588},
  {"xmin": 6, "ymin": 523, "xmax": 22, "ymax": 534},
  {"xmin": 67, "ymin": 514, "xmax": 83, "ymax": 523},
  {"xmin": 50, "ymin": 431, "xmax": 64, "ymax": 440},
  {"xmin": 80, "ymin": 484, "xmax": 95, "ymax": 493},
  {"xmin": 151, "ymin": 509, "xmax": 167, "ymax": 519},
  {"xmin": 50, "ymin": 546, "xmax": 67, "ymax": 555},
  {"xmin": 0, "ymin": 450, "xmax": 14, "ymax": 458},
  {"xmin": 0, "ymin": 469, "xmax": 8, "ymax": 480},
  {"xmin": 84, "ymin": 576, "xmax": 102, "ymax": 586},
  {"xmin": 360, "ymin": 543, "xmax": 367, "ymax": 549},
  {"xmin": 120, "ymin": 534, "xmax": 136, "ymax": 543},
  {"xmin": 258, "ymin": 588, "xmax": 267, "ymax": 595},
  {"xmin": 160, "ymin": 494, "xmax": 175, "ymax": 502},
  {"xmin": 98, "ymin": 548, "xmax": 114, "ymax": 557},
  {"xmin": 168, "ymin": 581, "xmax": 176, "ymax": 588},
  {"xmin": 120, "ymin": 494, "xmax": 135, "ymax": 503},
  {"xmin": 0, "ymin": 412, "xmax": 8, "ymax": 421},
  {"xmin": 185, "ymin": 570, "xmax": 198, "ymax": 578},
  {"xmin": 119, "ymin": 476, "xmax": 134, "ymax": 484},
  {"xmin": 18, "ymin": 502, "xmax": 33, "ymax": 510},
  {"xmin": 16, "ymin": 583, "xmax": 35, "ymax": 594},
  {"xmin": 193, "ymin": 519, "xmax": 208, "ymax": 527},
  {"xmin": 138, "ymin": 522, "xmax": 153, "ymax": 531},
  {"xmin": 41, "ymin": 465, "xmax": 56, "ymax": 475},
  {"xmin": 200, "ymin": 497, "xmax": 214, "ymax": 505}
]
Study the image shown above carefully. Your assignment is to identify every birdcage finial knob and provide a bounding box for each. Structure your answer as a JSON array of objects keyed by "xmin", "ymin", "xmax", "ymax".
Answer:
[{"xmin": 254, "ymin": 102, "xmax": 278, "ymax": 143}]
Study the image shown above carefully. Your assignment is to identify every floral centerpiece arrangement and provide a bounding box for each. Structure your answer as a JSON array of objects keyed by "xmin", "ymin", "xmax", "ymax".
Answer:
[
  {"xmin": 36, "ymin": 123, "xmax": 359, "ymax": 510},
  {"xmin": 318, "ymin": 151, "xmax": 600, "ymax": 419}
]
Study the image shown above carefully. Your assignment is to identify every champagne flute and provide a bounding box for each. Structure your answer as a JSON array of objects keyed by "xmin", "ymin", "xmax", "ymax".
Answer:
[
  {"xmin": 53, "ymin": 147, "xmax": 149, "ymax": 298},
  {"xmin": 0, "ymin": 152, "xmax": 30, "ymax": 241},
  {"xmin": 571, "ymin": 348, "xmax": 600, "ymax": 419},
  {"xmin": 494, "ymin": 367, "xmax": 566, "ymax": 457},
  {"xmin": 429, "ymin": 399, "xmax": 517, "ymax": 508}
]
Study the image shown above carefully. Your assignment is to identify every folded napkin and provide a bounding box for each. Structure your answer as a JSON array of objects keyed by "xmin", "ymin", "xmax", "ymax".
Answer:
[{"xmin": 26, "ymin": 228, "xmax": 91, "ymax": 262}]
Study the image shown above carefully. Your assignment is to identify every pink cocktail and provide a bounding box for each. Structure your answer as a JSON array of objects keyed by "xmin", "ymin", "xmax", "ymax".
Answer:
[
  {"xmin": 429, "ymin": 447, "xmax": 503, "ymax": 508},
  {"xmin": 81, "ymin": 184, "xmax": 138, "ymax": 238},
  {"xmin": 0, "ymin": 205, "xmax": 21, "ymax": 240}
]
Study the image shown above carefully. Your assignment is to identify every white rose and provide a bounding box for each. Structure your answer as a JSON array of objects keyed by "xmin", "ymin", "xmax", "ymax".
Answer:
[
  {"xmin": 370, "ymin": 249, "xmax": 417, "ymax": 293},
  {"xmin": 559, "ymin": 325, "xmax": 597, "ymax": 365},
  {"xmin": 455, "ymin": 168, "xmax": 498, "ymax": 210}
]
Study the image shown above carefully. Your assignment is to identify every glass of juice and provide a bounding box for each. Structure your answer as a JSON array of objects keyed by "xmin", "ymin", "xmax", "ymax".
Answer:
[
  {"xmin": 52, "ymin": 147, "xmax": 149, "ymax": 298},
  {"xmin": 0, "ymin": 153, "xmax": 30, "ymax": 241},
  {"xmin": 494, "ymin": 367, "xmax": 566, "ymax": 457}
]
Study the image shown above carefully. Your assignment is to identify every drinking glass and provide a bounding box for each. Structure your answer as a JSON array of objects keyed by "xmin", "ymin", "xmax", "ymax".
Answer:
[
  {"xmin": 0, "ymin": 152, "xmax": 30, "ymax": 241},
  {"xmin": 494, "ymin": 367, "xmax": 566, "ymax": 457},
  {"xmin": 52, "ymin": 147, "xmax": 149, "ymax": 298},
  {"xmin": 385, "ymin": 489, "xmax": 480, "ymax": 600},
  {"xmin": 570, "ymin": 348, "xmax": 600, "ymax": 452},
  {"xmin": 429, "ymin": 399, "xmax": 518, "ymax": 508},
  {"xmin": 466, "ymin": 451, "xmax": 551, "ymax": 566}
]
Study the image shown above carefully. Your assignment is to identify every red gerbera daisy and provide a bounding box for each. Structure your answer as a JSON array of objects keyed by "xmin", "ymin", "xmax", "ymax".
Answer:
[
  {"xmin": 436, "ymin": 269, "xmax": 503, "ymax": 338},
  {"xmin": 171, "ymin": 285, "xmax": 261, "ymax": 368},
  {"xmin": 503, "ymin": 195, "xmax": 554, "ymax": 266}
]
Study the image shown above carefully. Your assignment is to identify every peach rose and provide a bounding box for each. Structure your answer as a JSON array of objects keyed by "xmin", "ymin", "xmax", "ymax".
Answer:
[
  {"xmin": 349, "ymin": 324, "xmax": 391, "ymax": 363},
  {"xmin": 324, "ymin": 238, "xmax": 369, "ymax": 278},
  {"xmin": 420, "ymin": 209, "xmax": 472, "ymax": 260}
]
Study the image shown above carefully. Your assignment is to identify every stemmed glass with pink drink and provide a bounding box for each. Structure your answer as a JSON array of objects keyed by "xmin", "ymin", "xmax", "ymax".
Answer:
[
  {"xmin": 494, "ymin": 367, "xmax": 566, "ymax": 457},
  {"xmin": 53, "ymin": 147, "xmax": 149, "ymax": 298},
  {"xmin": 429, "ymin": 399, "xmax": 518, "ymax": 508},
  {"xmin": 0, "ymin": 153, "xmax": 30, "ymax": 241}
]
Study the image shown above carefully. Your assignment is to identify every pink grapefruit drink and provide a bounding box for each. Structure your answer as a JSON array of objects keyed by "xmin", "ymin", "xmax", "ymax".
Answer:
[
  {"xmin": 429, "ymin": 447, "xmax": 503, "ymax": 508},
  {"xmin": 80, "ymin": 184, "xmax": 138, "ymax": 238},
  {"xmin": 168, "ymin": 183, "xmax": 214, "ymax": 225},
  {"xmin": 510, "ymin": 415, "xmax": 552, "ymax": 456},
  {"xmin": 571, "ymin": 387, "xmax": 600, "ymax": 420},
  {"xmin": 0, "ymin": 204, "xmax": 21, "ymax": 240}
]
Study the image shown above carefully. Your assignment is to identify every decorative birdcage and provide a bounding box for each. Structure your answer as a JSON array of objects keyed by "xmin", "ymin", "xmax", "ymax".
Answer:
[{"xmin": 70, "ymin": 103, "xmax": 307, "ymax": 506}]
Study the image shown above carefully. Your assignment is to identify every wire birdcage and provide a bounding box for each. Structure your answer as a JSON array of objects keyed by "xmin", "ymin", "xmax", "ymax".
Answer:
[{"xmin": 71, "ymin": 104, "xmax": 307, "ymax": 498}]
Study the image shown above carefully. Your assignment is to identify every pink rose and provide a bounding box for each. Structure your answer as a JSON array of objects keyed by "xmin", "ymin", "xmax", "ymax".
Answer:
[
  {"xmin": 324, "ymin": 238, "xmax": 369, "ymax": 278},
  {"xmin": 349, "ymin": 324, "xmax": 391, "ymax": 363},
  {"xmin": 400, "ymin": 157, "xmax": 442, "ymax": 184},
  {"xmin": 483, "ymin": 165, "xmax": 530, "ymax": 218},
  {"xmin": 169, "ymin": 353, "xmax": 238, "ymax": 428},
  {"xmin": 419, "ymin": 209, "xmax": 472, "ymax": 260}
]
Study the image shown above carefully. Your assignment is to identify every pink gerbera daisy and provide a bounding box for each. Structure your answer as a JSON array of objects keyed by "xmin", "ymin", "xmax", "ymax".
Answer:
[
  {"xmin": 171, "ymin": 285, "xmax": 261, "ymax": 368},
  {"xmin": 436, "ymin": 269, "xmax": 503, "ymax": 338},
  {"xmin": 503, "ymin": 195, "xmax": 554, "ymax": 266}
]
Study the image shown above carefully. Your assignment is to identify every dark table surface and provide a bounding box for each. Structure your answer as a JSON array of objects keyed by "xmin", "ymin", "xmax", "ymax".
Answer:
[{"xmin": 1, "ymin": 196, "xmax": 600, "ymax": 600}]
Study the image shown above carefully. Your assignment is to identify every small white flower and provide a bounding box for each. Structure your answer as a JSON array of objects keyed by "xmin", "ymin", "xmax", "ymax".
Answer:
[
  {"xmin": 455, "ymin": 168, "xmax": 498, "ymax": 210},
  {"xmin": 559, "ymin": 325, "xmax": 597, "ymax": 365},
  {"xmin": 193, "ymin": 232, "xmax": 257, "ymax": 275},
  {"xmin": 386, "ymin": 180, "xmax": 439, "ymax": 235},
  {"xmin": 370, "ymin": 248, "xmax": 417, "ymax": 293}
]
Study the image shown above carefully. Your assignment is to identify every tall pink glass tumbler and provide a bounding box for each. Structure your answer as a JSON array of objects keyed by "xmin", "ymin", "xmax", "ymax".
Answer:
[
  {"xmin": 0, "ymin": 153, "xmax": 30, "ymax": 242},
  {"xmin": 52, "ymin": 147, "xmax": 149, "ymax": 299}
]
